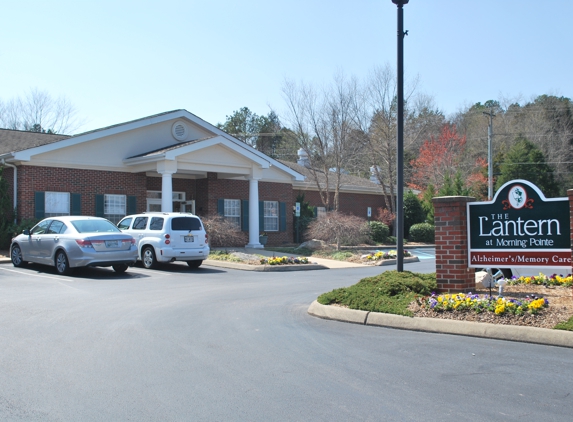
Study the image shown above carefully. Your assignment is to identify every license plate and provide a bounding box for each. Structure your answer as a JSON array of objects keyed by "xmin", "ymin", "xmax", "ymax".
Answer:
[
  {"xmin": 184, "ymin": 236, "xmax": 194, "ymax": 242},
  {"xmin": 105, "ymin": 240, "xmax": 120, "ymax": 248}
]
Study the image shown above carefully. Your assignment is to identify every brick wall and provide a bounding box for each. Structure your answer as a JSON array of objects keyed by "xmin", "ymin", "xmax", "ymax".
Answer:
[
  {"xmin": 433, "ymin": 195, "xmax": 475, "ymax": 293},
  {"xmin": 16, "ymin": 166, "xmax": 148, "ymax": 220},
  {"xmin": 293, "ymin": 189, "xmax": 389, "ymax": 219},
  {"xmin": 146, "ymin": 177, "xmax": 197, "ymax": 203},
  {"xmin": 197, "ymin": 174, "xmax": 294, "ymax": 245}
]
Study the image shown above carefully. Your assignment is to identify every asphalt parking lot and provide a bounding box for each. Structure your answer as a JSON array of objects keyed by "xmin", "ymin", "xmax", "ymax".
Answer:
[{"xmin": 1, "ymin": 259, "xmax": 572, "ymax": 421}]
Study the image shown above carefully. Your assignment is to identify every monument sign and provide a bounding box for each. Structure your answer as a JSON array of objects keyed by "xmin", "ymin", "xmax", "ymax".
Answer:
[{"xmin": 467, "ymin": 180, "xmax": 571, "ymax": 268}]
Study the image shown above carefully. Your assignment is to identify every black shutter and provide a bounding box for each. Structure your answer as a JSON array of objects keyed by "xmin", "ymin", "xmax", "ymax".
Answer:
[
  {"xmin": 217, "ymin": 199, "xmax": 224, "ymax": 216},
  {"xmin": 71, "ymin": 193, "xmax": 81, "ymax": 215},
  {"xmin": 259, "ymin": 201, "xmax": 264, "ymax": 231},
  {"xmin": 279, "ymin": 202, "xmax": 286, "ymax": 232},
  {"xmin": 95, "ymin": 194, "xmax": 104, "ymax": 217},
  {"xmin": 34, "ymin": 192, "xmax": 45, "ymax": 219},
  {"xmin": 127, "ymin": 196, "xmax": 137, "ymax": 215},
  {"xmin": 241, "ymin": 200, "xmax": 249, "ymax": 231}
]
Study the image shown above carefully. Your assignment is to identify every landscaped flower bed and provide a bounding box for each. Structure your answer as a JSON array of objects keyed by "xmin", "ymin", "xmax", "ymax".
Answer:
[
  {"xmin": 409, "ymin": 273, "xmax": 573, "ymax": 329},
  {"xmin": 364, "ymin": 249, "xmax": 412, "ymax": 261},
  {"xmin": 417, "ymin": 292, "xmax": 548, "ymax": 316},
  {"xmin": 260, "ymin": 256, "xmax": 309, "ymax": 265},
  {"xmin": 507, "ymin": 273, "xmax": 573, "ymax": 287}
]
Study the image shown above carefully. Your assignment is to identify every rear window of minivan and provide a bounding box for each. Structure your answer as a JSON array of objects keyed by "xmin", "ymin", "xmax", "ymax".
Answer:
[{"xmin": 171, "ymin": 217, "xmax": 202, "ymax": 231}]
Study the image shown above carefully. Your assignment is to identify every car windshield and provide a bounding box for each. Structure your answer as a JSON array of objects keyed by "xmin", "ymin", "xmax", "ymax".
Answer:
[
  {"xmin": 71, "ymin": 219, "xmax": 121, "ymax": 233},
  {"xmin": 171, "ymin": 217, "xmax": 202, "ymax": 231}
]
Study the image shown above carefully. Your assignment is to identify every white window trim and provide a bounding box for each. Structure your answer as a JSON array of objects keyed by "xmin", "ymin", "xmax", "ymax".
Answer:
[
  {"xmin": 263, "ymin": 200, "xmax": 279, "ymax": 232},
  {"xmin": 224, "ymin": 199, "xmax": 241, "ymax": 228},
  {"xmin": 104, "ymin": 194, "xmax": 126, "ymax": 223}
]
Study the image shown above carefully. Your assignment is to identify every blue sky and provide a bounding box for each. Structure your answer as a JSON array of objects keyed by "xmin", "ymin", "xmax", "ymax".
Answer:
[{"xmin": 2, "ymin": 0, "xmax": 572, "ymax": 134}]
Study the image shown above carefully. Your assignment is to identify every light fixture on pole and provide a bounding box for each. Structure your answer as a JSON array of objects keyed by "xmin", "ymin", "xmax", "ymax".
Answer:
[{"xmin": 391, "ymin": 0, "xmax": 408, "ymax": 271}]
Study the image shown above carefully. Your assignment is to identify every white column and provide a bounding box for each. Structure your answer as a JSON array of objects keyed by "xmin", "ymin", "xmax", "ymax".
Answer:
[
  {"xmin": 161, "ymin": 172, "xmax": 174, "ymax": 212},
  {"xmin": 157, "ymin": 160, "xmax": 177, "ymax": 213},
  {"xmin": 246, "ymin": 177, "xmax": 263, "ymax": 248}
]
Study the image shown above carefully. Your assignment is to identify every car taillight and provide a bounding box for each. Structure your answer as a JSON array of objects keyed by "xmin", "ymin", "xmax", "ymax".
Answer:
[
  {"xmin": 76, "ymin": 239, "xmax": 94, "ymax": 248},
  {"xmin": 130, "ymin": 238, "xmax": 136, "ymax": 245},
  {"xmin": 205, "ymin": 233, "xmax": 208, "ymax": 243},
  {"xmin": 164, "ymin": 234, "xmax": 170, "ymax": 245}
]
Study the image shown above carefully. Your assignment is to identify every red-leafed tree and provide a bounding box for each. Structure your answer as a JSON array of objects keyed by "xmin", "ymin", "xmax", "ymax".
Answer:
[
  {"xmin": 466, "ymin": 157, "xmax": 489, "ymax": 201},
  {"xmin": 409, "ymin": 124, "xmax": 466, "ymax": 192}
]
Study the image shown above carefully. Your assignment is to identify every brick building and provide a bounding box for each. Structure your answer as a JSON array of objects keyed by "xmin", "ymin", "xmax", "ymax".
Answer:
[{"xmin": 0, "ymin": 110, "xmax": 390, "ymax": 247}]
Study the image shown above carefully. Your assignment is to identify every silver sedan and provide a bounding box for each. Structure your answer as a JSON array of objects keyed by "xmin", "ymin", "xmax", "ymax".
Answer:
[{"xmin": 10, "ymin": 216, "xmax": 138, "ymax": 275}]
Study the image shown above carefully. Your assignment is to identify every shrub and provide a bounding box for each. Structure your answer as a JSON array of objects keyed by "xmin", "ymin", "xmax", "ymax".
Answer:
[
  {"xmin": 376, "ymin": 208, "xmax": 395, "ymax": 232},
  {"xmin": 404, "ymin": 190, "xmax": 426, "ymax": 237},
  {"xmin": 317, "ymin": 271, "xmax": 437, "ymax": 315},
  {"xmin": 369, "ymin": 221, "xmax": 389, "ymax": 243},
  {"xmin": 409, "ymin": 222, "xmax": 435, "ymax": 243},
  {"xmin": 201, "ymin": 214, "xmax": 248, "ymax": 247},
  {"xmin": 0, "ymin": 218, "xmax": 39, "ymax": 249},
  {"xmin": 306, "ymin": 212, "xmax": 369, "ymax": 250}
]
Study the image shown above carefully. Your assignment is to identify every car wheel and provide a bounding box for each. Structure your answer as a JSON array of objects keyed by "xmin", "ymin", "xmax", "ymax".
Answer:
[
  {"xmin": 11, "ymin": 244, "xmax": 26, "ymax": 267},
  {"xmin": 187, "ymin": 260, "xmax": 203, "ymax": 269},
  {"xmin": 112, "ymin": 264, "xmax": 129, "ymax": 273},
  {"xmin": 55, "ymin": 250, "xmax": 73, "ymax": 275},
  {"xmin": 142, "ymin": 246, "xmax": 157, "ymax": 269}
]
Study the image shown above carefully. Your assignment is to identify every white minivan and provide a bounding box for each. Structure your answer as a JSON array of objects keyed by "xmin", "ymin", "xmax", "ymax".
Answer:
[{"xmin": 117, "ymin": 212, "xmax": 209, "ymax": 269}]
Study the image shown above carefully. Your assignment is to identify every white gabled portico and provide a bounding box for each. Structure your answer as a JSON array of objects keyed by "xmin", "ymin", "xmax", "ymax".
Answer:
[{"xmin": 117, "ymin": 111, "xmax": 304, "ymax": 248}]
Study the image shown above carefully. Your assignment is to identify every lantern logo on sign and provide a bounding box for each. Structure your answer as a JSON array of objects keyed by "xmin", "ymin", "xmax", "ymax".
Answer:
[{"xmin": 502, "ymin": 184, "xmax": 534, "ymax": 210}]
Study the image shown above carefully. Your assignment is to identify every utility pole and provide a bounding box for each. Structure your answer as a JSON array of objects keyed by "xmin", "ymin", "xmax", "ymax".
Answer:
[
  {"xmin": 483, "ymin": 109, "xmax": 495, "ymax": 200},
  {"xmin": 391, "ymin": 0, "xmax": 408, "ymax": 271}
]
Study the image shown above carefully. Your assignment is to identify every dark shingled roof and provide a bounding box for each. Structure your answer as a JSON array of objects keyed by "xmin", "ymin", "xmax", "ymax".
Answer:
[
  {"xmin": 279, "ymin": 160, "xmax": 384, "ymax": 191},
  {"xmin": 0, "ymin": 129, "xmax": 70, "ymax": 155}
]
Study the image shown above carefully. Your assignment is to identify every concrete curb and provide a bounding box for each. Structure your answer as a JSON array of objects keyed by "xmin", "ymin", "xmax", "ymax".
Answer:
[
  {"xmin": 376, "ymin": 256, "xmax": 419, "ymax": 266},
  {"xmin": 204, "ymin": 260, "xmax": 328, "ymax": 272},
  {"xmin": 308, "ymin": 300, "xmax": 573, "ymax": 348}
]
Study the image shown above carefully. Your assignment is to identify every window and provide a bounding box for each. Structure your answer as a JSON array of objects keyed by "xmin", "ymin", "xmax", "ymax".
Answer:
[
  {"xmin": 264, "ymin": 201, "xmax": 279, "ymax": 231},
  {"xmin": 117, "ymin": 217, "xmax": 133, "ymax": 230},
  {"xmin": 316, "ymin": 207, "xmax": 326, "ymax": 219},
  {"xmin": 171, "ymin": 217, "xmax": 201, "ymax": 231},
  {"xmin": 132, "ymin": 217, "xmax": 148, "ymax": 230},
  {"xmin": 46, "ymin": 220, "xmax": 67, "ymax": 234},
  {"xmin": 31, "ymin": 220, "xmax": 52, "ymax": 235},
  {"xmin": 149, "ymin": 217, "xmax": 164, "ymax": 231},
  {"xmin": 104, "ymin": 194, "xmax": 126, "ymax": 224},
  {"xmin": 45, "ymin": 192, "xmax": 70, "ymax": 217},
  {"xmin": 224, "ymin": 199, "xmax": 241, "ymax": 228}
]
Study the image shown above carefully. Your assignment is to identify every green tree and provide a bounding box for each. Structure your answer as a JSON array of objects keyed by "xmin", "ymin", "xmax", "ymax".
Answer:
[
  {"xmin": 438, "ymin": 171, "xmax": 471, "ymax": 197},
  {"xmin": 0, "ymin": 167, "xmax": 15, "ymax": 248},
  {"xmin": 293, "ymin": 193, "xmax": 315, "ymax": 243},
  {"xmin": 403, "ymin": 190, "xmax": 426, "ymax": 238},
  {"xmin": 217, "ymin": 107, "xmax": 290, "ymax": 157},
  {"xmin": 420, "ymin": 184, "xmax": 436, "ymax": 224},
  {"xmin": 495, "ymin": 137, "xmax": 560, "ymax": 197}
]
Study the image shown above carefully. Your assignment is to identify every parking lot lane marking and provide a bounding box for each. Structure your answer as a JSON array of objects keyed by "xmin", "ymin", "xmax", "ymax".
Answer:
[{"xmin": 0, "ymin": 266, "xmax": 75, "ymax": 283}]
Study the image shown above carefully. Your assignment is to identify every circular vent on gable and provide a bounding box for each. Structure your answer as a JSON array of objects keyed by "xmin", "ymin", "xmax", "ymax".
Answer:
[{"xmin": 171, "ymin": 121, "xmax": 188, "ymax": 141}]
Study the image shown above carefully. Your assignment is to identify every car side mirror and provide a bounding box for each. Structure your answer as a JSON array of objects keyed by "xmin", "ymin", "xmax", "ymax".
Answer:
[{"xmin": 23, "ymin": 229, "xmax": 30, "ymax": 236}]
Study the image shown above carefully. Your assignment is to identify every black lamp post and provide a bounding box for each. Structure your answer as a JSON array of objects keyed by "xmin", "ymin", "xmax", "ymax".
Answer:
[{"xmin": 391, "ymin": 0, "xmax": 408, "ymax": 271}]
